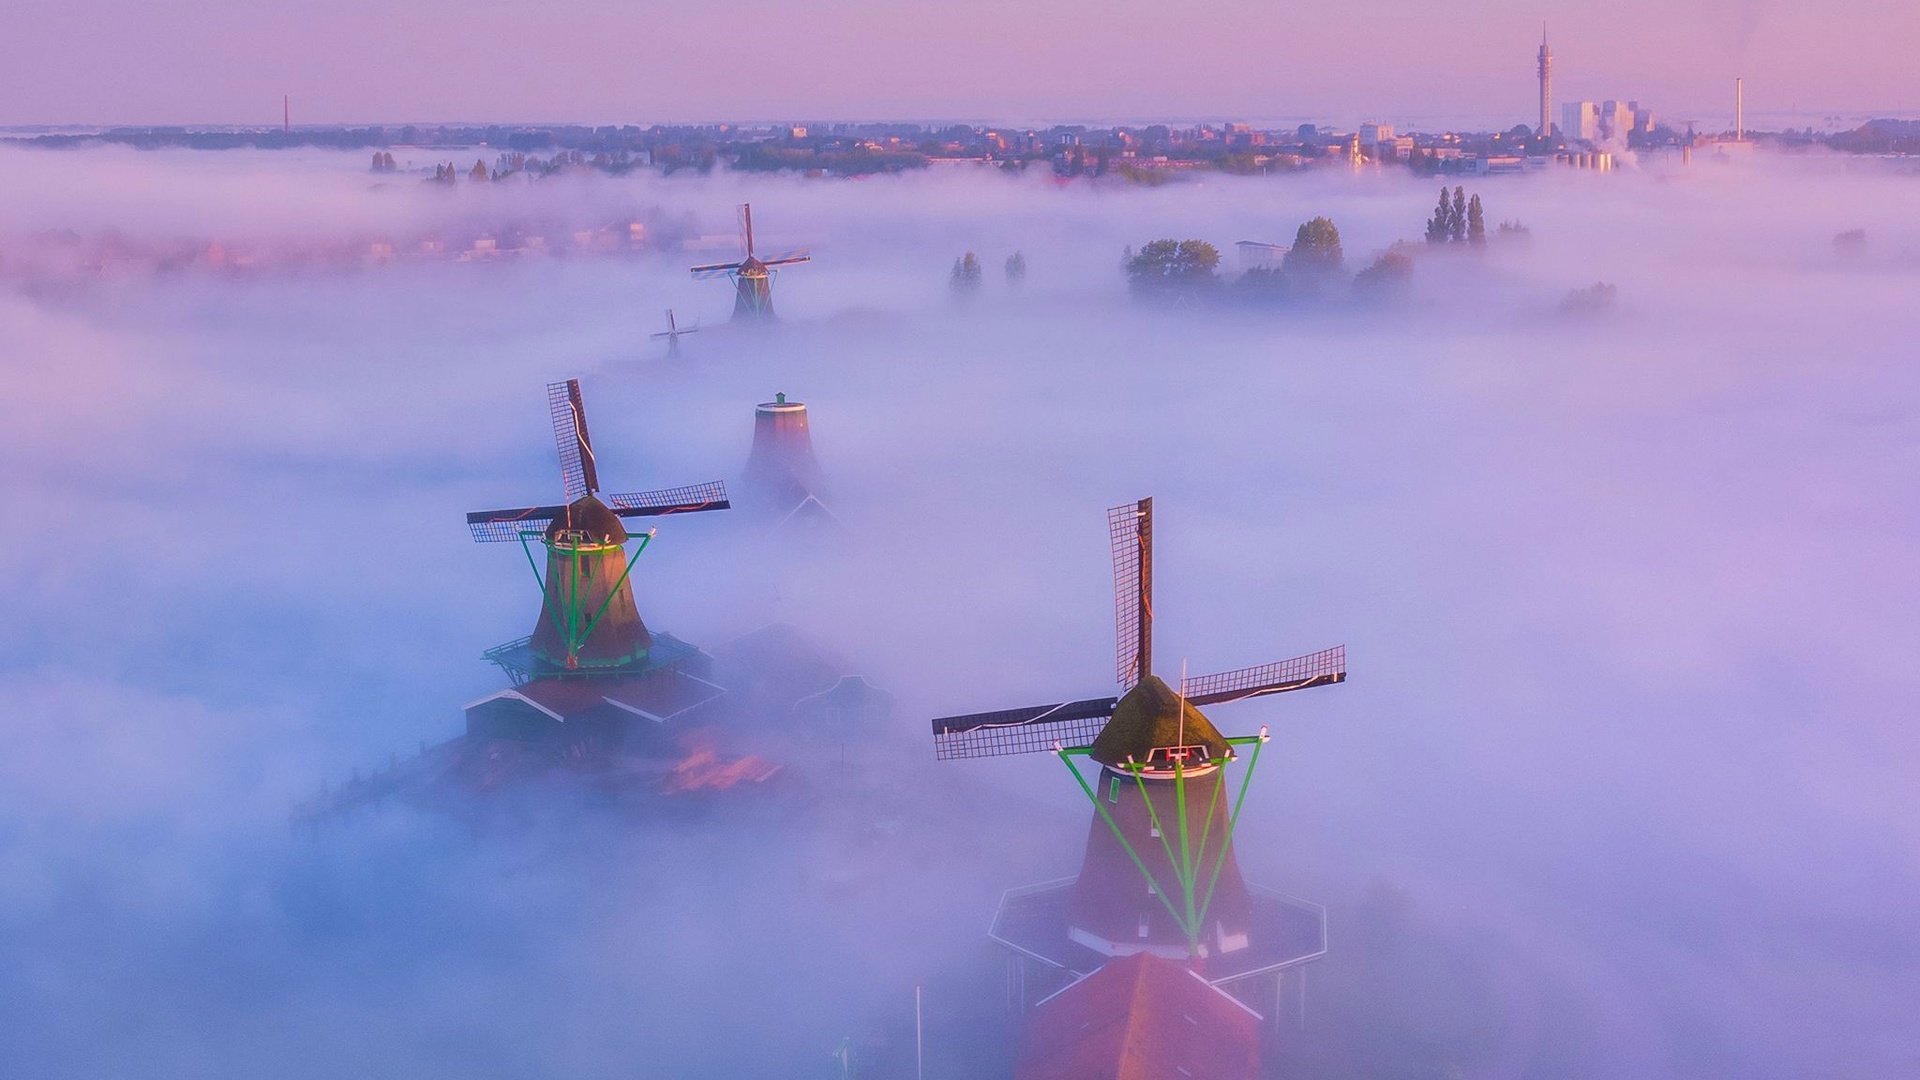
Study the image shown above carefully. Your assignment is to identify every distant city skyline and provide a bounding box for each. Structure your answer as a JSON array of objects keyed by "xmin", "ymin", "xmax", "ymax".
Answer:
[{"xmin": 3, "ymin": 0, "xmax": 1915, "ymax": 127}]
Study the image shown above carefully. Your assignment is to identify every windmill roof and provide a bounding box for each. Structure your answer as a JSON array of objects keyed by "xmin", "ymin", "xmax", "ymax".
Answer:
[
  {"xmin": 545, "ymin": 495, "xmax": 627, "ymax": 544},
  {"xmin": 1015, "ymin": 953, "xmax": 1260, "ymax": 1080},
  {"xmin": 464, "ymin": 670, "xmax": 724, "ymax": 726},
  {"xmin": 1089, "ymin": 675, "xmax": 1231, "ymax": 769}
]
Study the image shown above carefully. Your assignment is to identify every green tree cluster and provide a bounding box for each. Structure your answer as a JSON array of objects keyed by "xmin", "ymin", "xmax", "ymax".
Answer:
[
  {"xmin": 1126, "ymin": 239, "xmax": 1221, "ymax": 300},
  {"xmin": 1282, "ymin": 217, "xmax": 1344, "ymax": 275},
  {"xmin": 1353, "ymin": 250, "xmax": 1415, "ymax": 297},
  {"xmin": 1558, "ymin": 281, "xmax": 1618, "ymax": 318},
  {"xmin": 1426, "ymin": 187, "xmax": 1488, "ymax": 246},
  {"xmin": 950, "ymin": 251, "xmax": 983, "ymax": 294},
  {"xmin": 1005, "ymin": 251, "xmax": 1027, "ymax": 284}
]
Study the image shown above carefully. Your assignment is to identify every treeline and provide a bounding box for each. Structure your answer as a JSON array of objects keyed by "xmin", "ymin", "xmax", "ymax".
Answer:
[{"xmin": 1123, "ymin": 188, "xmax": 1533, "ymax": 309}]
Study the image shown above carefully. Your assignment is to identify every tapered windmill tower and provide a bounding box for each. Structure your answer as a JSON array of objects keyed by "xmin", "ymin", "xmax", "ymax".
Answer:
[
  {"xmin": 652, "ymin": 309, "xmax": 697, "ymax": 358},
  {"xmin": 741, "ymin": 391, "xmax": 832, "ymax": 523},
  {"xmin": 689, "ymin": 203, "xmax": 810, "ymax": 321},
  {"xmin": 466, "ymin": 379, "xmax": 731, "ymax": 679},
  {"xmin": 932, "ymin": 498, "xmax": 1345, "ymax": 1017}
]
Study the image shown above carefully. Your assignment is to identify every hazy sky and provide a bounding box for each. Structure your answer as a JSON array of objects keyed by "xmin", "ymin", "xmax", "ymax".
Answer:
[
  {"xmin": 4, "ymin": 0, "xmax": 1917, "ymax": 127},
  {"xmin": 3, "ymin": 148, "xmax": 1918, "ymax": 1077}
]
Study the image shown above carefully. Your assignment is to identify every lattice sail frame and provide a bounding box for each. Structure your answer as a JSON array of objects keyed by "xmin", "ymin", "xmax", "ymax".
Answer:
[
  {"xmin": 689, "ymin": 203, "xmax": 811, "ymax": 280},
  {"xmin": 1182, "ymin": 645, "xmax": 1347, "ymax": 707},
  {"xmin": 467, "ymin": 507, "xmax": 565, "ymax": 542},
  {"xmin": 607, "ymin": 481, "xmax": 731, "ymax": 517},
  {"xmin": 1109, "ymin": 498, "xmax": 1153, "ymax": 687},
  {"xmin": 549, "ymin": 379, "xmax": 598, "ymax": 501},
  {"xmin": 931, "ymin": 698, "xmax": 1119, "ymax": 760},
  {"xmin": 467, "ymin": 381, "xmax": 732, "ymax": 542},
  {"xmin": 929, "ymin": 496, "xmax": 1347, "ymax": 763}
]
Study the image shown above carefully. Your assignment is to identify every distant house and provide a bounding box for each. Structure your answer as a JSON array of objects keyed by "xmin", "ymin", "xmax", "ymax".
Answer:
[{"xmin": 1234, "ymin": 240, "xmax": 1287, "ymax": 270}]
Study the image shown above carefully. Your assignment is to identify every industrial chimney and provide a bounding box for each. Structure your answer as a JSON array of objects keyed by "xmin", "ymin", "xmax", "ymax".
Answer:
[{"xmin": 742, "ymin": 392, "xmax": 831, "ymax": 522}]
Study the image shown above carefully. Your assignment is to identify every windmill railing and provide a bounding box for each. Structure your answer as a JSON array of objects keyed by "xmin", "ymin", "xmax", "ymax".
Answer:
[{"xmin": 290, "ymin": 740, "xmax": 442, "ymax": 830}]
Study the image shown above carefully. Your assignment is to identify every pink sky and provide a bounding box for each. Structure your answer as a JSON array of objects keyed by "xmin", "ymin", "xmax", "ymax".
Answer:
[{"xmin": 3, "ymin": 0, "xmax": 1915, "ymax": 126}]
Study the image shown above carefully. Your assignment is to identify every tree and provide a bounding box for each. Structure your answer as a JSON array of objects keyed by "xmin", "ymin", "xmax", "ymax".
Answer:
[
  {"xmin": 1558, "ymin": 281, "xmax": 1618, "ymax": 318},
  {"xmin": 1425, "ymin": 187, "xmax": 1450, "ymax": 244},
  {"xmin": 1353, "ymin": 250, "xmax": 1415, "ymax": 298},
  {"xmin": 1005, "ymin": 250, "xmax": 1027, "ymax": 284},
  {"xmin": 1466, "ymin": 194, "xmax": 1486, "ymax": 247},
  {"xmin": 950, "ymin": 251, "xmax": 983, "ymax": 294},
  {"xmin": 1126, "ymin": 239, "xmax": 1221, "ymax": 300},
  {"xmin": 469, "ymin": 159, "xmax": 489, "ymax": 181},
  {"xmin": 1282, "ymin": 217, "xmax": 1343, "ymax": 275},
  {"xmin": 1448, "ymin": 187, "xmax": 1467, "ymax": 242}
]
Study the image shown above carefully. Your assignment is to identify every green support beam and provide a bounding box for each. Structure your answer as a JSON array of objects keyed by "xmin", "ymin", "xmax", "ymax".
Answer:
[{"xmin": 1059, "ymin": 734, "xmax": 1270, "ymax": 957}]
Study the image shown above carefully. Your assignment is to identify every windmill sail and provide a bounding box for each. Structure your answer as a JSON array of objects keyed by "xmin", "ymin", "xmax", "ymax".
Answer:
[
  {"xmin": 1181, "ymin": 645, "xmax": 1347, "ymax": 707},
  {"xmin": 606, "ymin": 481, "xmax": 732, "ymax": 517},
  {"xmin": 549, "ymin": 379, "xmax": 598, "ymax": 500},
  {"xmin": 1109, "ymin": 498, "xmax": 1153, "ymax": 687},
  {"xmin": 466, "ymin": 505, "xmax": 565, "ymax": 542},
  {"xmin": 932, "ymin": 697, "xmax": 1120, "ymax": 760}
]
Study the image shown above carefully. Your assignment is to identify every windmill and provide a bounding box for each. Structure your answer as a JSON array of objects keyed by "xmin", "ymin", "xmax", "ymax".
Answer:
[
  {"xmin": 932, "ymin": 498, "xmax": 1345, "ymax": 1011},
  {"xmin": 689, "ymin": 203, "xmax": 810, "ymax": 321},
  {"xmin": 651, "ymin": 308, "xmax": 697, "ymax": 358},
  {"xmin": 742, "ymin": 391, "xmax": 833, "ymax": 524},
  {"xmin": 466, "ymin": 379, "xmax": 730, "ymax": 677}
]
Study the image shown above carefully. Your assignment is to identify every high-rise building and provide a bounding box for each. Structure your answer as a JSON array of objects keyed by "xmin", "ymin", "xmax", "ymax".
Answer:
[
  {"xmin": 1359, "ymin": 121, "xmax": 1395, "ymax": 146},
  {"xmin": 1537, "ymin": 27, "xmax": 1553, "ymax": 138},
  {"xmin": 1562, "ymin": 101, "xmax": 1600, "ymax": 142},
  {"xmin": 1601, "ymin": 100, "xmax": 1635, "ymax": 140}
]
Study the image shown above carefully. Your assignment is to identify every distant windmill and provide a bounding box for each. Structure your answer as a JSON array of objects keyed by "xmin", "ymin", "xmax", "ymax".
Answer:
[
  {"xmin": 690, "ymin": 203, "xmax": 810, "ymax": 321},
  {"xmin": 931, "ymin": 498, "xmax": 1344, "ymax": 1007},
  {"xmin": 652, "ymin": 308, "xmax": 698, "ymax": 358},
  {"xmin": 466, "ymin": 379, "xmax": 730, "ymax": 675}
]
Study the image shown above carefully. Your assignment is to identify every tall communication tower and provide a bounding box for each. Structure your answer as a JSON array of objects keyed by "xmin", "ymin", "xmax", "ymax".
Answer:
[{"xmin": 1537, "ymin": 25, "xmax": 1553, "ymax": 139}]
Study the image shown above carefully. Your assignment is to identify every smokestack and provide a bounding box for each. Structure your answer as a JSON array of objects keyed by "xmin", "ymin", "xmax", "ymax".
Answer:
[
  {"xmin": 742, "ymin": 392, "xmax": 831, "ymax": 523},
  {"xmin": 283, "ymin": 94, "xmax": 290, "ymax": 135},
  {"xmin": 1736, "ymin": 77, "xmax": 1744, "ymax": 141}
]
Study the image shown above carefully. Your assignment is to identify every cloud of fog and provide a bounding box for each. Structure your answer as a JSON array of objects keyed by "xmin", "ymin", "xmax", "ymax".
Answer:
[{"xmin": 1, "ymin": 147, "xmax": 1917, "ymax": 1079}]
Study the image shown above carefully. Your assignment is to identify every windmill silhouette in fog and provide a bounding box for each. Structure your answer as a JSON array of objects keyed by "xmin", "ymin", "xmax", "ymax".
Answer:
[
  {"xmin": 689, "ymin": 203, "xmax": 810, "ymax": 321},
  {"xmin": 465, "ymin": 379, "xmax": 730, "ymax": 674},
  {"xmin": 652, "ymin": 308, "xmax": 697, "ymax": 358},
  {"xmin": 930, "ymin": 497, "xmax": 1345, "ymax": 1015}
]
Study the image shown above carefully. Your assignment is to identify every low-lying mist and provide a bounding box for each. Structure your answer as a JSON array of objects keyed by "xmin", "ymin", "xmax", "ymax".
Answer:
[{"xmin": 1, "ymin": 146, "xmax": 1916, "ymax": 1079}]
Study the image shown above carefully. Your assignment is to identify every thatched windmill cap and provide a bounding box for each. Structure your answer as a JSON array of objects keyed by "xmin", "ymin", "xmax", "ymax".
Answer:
[
  {"xmin": 1089, "ymin": 674, "xmax": 1231, "ymax": 769},
  {"xmin": 545, "ymin": 495, "xmax": 628, "ymax": 545}
]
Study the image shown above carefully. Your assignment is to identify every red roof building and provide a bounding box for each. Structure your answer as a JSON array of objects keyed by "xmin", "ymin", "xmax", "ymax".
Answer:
[{"xmin": 1015, "ymin": 953, "xmax": 1261, "ymax": 1080}]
